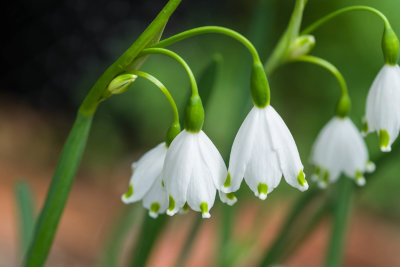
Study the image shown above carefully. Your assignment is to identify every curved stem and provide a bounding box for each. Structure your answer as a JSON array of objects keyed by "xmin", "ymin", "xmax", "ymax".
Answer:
[
  {"xmin": 128, "ymin": 70, "xmax": 180, "ymax": 125},
  {"xmin": 138, "ymin": 48, "xmax": 199, "ymax": 97},
  {"xmin": 289, "ymin": 55, "xmax": 348, "ymax": 97},
  {"xmin": 152, "ymin": 26, "xmax": 262, "ymax": 63},
  {"xmin": 302, "ymin": 5, "xmax": 390, "ymax": 35}
]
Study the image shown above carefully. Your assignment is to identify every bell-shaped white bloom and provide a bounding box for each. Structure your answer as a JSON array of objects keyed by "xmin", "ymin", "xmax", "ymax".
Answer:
[
  {"xmin": 121, "ymin": 142, "xmax": 169, "ymax": 218},
  {"xmin": 162, "ymin": 130, "xmax": 227, "ymax": 218},
  {"xmin": 364, "ymin": 64, "xmax": 400, "ymax": 152},
  {"xmin": 222, "ymin": 106, "xmax": 308, "ymax": 199},
  {"xmin": 311, "ymin": 117, "xmax": 375, "ymax": 188}
]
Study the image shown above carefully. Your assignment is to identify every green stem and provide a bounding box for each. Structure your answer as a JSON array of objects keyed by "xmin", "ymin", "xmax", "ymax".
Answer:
[
  {"xmin": 139, "ymin": 48, "xmax": 199, "ymax": 97},
  {"xmin": 290, "ymin": 55, "xmax": 348, "ymax": 97},
  {"xmin": 301, "ymin": 5, "xmax": 391, "ymax": 35},
  {"xmin": 264, "ymin": 0, "xmax": 308, "ymax": 74},
  {"xmin": 24, "ymin": 2, "xmax": 182, "ymax": 265},
  {"xmin": 152, "ymin": 26, "xmax": 262, "ymax": 63},
  {"xmin": 79, "ymin": 0, "xmax": 182, "ymax": 115},
  {"xmin": 15, "ymin": 181, "xmax": 36, "ymax": 256},
  {"xmin": 325, "ymin": 177, "xmax": 354, "ymax": 267},
  {"xmin": 25, "ymin": 112, "xmax": 93, "ymax": 267},
  {"xmin": 129, "ymin": 70, "xmax": 180, "ymax": 124},
  {"xmin": 219, "ymin": 205, "xmax": 235, "ymax": 267}
]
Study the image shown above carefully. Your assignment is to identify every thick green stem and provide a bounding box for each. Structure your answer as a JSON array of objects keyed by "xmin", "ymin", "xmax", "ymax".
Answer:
[
  {"xmin": 23, "ymin": 1, "xmax": 182, "ymax": 265},
  {"xmin": 80, "ymin": 0, "xmax": 182, "ymax": 115},
  {"xmin": 301, "ymin": 5, "xmax": 391, "ymax": 35},
  {"xmin": 325, "ymin": 177, "xmax": 354, "ymax": 267},
  {"xmin": 175, "ymin": 217, "xmax": 203, "ymax": 267},
  {"xmin": 25, "ymin": 112, "xmax": 93, "ymax": 267},
  {"xmin": 264, "ymin": 0, "xmax": 308, "ymax": 74}
]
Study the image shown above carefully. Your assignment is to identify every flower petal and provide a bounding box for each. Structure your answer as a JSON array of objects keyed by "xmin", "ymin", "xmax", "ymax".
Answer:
[
  {"xmin": 122, "ymin": 142, "xmax": 167, "ymax": 204},
  {"xmin": 266, "ymin": 106, "xmax": 308, "ymax": 191},
  {"xmin": 142, "ymin": 176, "xmax": 169, "ymax": 218},
  {"xmin": 198, "ymin": 131, "xmax": 228, "ymax": 189},
  {"xmin": 162, "ymin": 131, "xmax": 194, "ymax": 213},
  {"xmin": 365, "ymin": 64, "xmax": 400, "ymax": 151},
  {"xmin": 226, "ymin": 107, "xmax": 261, "ymax": 193}
]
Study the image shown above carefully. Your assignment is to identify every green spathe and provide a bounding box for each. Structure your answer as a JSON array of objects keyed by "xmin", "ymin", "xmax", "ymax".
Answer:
[
  {"xmin": 382, "ymin": 26, "xmax": 399, "ymax": 65},
  {"xmin": 250, "ymin": 61, "xmax": 270, "ymax": 107},
  {"xmin": 184, "ymin": 95, "xmax": 205, "ymax": 132},
  {"xmin": 107, "ymin": 74, "xmax": 137, "ymax": 95}
]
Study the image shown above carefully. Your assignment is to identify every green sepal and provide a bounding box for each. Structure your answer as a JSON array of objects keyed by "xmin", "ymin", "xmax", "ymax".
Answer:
[
  {"xmin": 335, "ymin": 94, "xmax": 351, "ymax": 118},
  {"xmin": 166, "ymin": 122, "xmax": 181, "ymax": 147},
  {"xmin": 184, "ymin": 95, "xmax": 205, "ymax": 132},
  {"xmin": 250, "ymin": 61, "xmax": 270, "ymax": 108},
  {"xmin": 382, "ymin": 26, "xmax": 399, "ymax": 65}
]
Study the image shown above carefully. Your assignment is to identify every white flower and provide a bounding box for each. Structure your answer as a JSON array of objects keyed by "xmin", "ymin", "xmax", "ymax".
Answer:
[
  {"xmin": 222, "ymin": 105, "xmax": 308, "ymax": 199},
  {"xmin": 311, "ymin": 117, "xmax": 375, "ymax": 187},
  {"xmin": 121, "ymin": 142, "xmax": 169, "ymax": 218},
  {"xmin": 162, "ymin": 130, "xmax": 227, "ymax": 218},
  {"xmin": 364, "ymin": 64, "xmax": 400, "ymax": 152}
]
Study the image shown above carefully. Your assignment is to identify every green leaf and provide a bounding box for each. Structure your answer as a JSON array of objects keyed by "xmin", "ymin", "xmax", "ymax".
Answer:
[{"xmin": 14, "ymin": 181, "xmax": 35, "ymax": 256}]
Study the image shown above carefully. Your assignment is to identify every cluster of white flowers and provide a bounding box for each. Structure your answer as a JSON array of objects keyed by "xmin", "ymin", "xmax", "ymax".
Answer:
[
  {"xmin": 310, "ymin": 61, "xmax": 400, "ymax": 188},
  {"xmin": 122, "ymin": 104, "xmax": 307, "ymax": 218}
]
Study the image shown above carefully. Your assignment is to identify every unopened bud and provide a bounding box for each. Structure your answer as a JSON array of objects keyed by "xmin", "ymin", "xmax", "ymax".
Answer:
[
  {"xmin": 382, "ymin": 26, "xmax": 399, "ymax": 65},
  {"xmin": 108, "ymin": 74, "xmax": 137, "ymax": 95},
  {"xmin": 288, "ymin": 35, "xmax": 316, "ymax": 59}
]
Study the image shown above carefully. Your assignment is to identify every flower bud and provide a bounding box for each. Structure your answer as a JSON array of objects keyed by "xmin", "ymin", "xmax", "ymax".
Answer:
[
  {"xmin": 107, "ymin": 74, "xmax": 137, "ymax": 95},
  {"xmin": 250, "ymin": 61, "xmax": 270, "ymax": 108},
  {"xmin": 382, "ymin": 26, "xmax": 399, "ymax": 65},
  {"xmin": 288, "ymin": 35, "xmax": 316, "ymax": 59},
  {"xmin": 184, "ymin": 95, "xmax": 204, "ymax": 132}
]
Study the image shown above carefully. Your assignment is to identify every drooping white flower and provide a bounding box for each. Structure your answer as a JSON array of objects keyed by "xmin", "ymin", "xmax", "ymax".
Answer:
[
  {"xmin": 162, "ymin": 130, "xmax": 227, "ymax": 218},
  {"xmin": 311, "ymin": 117, "xmax": 375, "ymax": 188},
  {"xmin": 364, "ymin": 64, "xmax": 400, "ymax": 152},
  {"xmin": 222, "ymin": 105, "xmax": 308, "ymax": 199},
  {"xmin": 121, "ymin": 142, "xmax": 169, "ymax": 218}
]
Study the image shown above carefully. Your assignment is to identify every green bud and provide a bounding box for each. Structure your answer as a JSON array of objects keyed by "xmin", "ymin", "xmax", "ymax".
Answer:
[
  {"xmin": 108, "ymin": 74, "xmax": 137, "ymax": 95},
  {"xmin": 184, "ymin": 95, "xmax": 205, "ymax": 132},
  {"xmin": 288, "ymin": 35, "xmax": 316, "ymax": 58},
  {"xmin": 166, "ymin": 122, "xmax": 181, "ymax": 147},
  {"xmin": 382, "ymin": 26, "xmax": 399, "ymax": 65},
  {"xmin": 336, "ymin": 94, "xmax": 351, "ymax": 118},
  {"xmin": 250, "ymin": 61, "xmax": 270, "ymax": 108}
]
